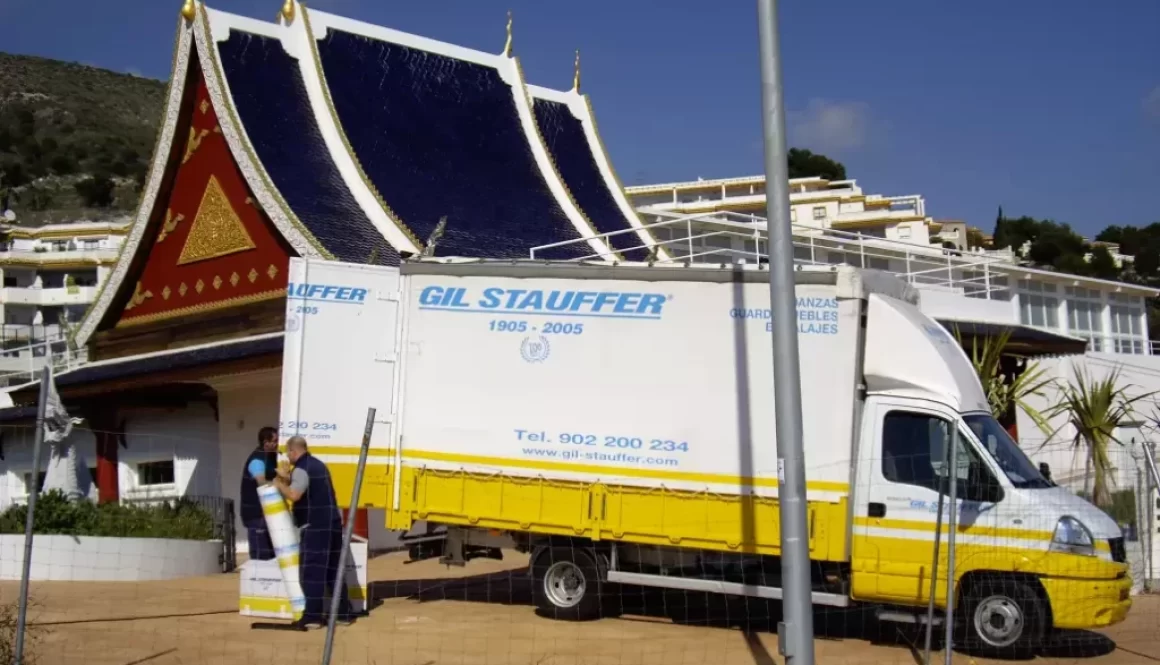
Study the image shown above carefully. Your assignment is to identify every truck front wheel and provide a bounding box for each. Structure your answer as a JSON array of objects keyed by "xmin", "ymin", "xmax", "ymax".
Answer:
[
  {"xmin": 960, "ymin": 577, "xmax": 1044, "ymax": 658},
  {"xmin": 531, "ymin": 546, "xmax": 603, "ymax": 621}
]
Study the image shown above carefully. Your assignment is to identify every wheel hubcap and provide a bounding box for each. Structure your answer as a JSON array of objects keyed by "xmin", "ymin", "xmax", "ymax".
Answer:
[
  {"xmin": 543, "ymin": 561, "xmax": 587, "ymax": 609},
  {"xmin": 973, "ymin": 594, "xmax": 1024, "ymax": 648}
]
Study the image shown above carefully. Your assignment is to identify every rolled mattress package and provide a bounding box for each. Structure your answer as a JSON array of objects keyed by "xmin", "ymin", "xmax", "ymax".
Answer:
[{"xmin": 257, "ymin": 483, "xmax": 305, "ymax": 619}]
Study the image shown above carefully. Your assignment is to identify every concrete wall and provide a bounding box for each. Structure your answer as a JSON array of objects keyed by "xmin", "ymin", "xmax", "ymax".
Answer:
[{"xmin": 0, "ymin": 535, "xmax": 221, "ymax": 581}]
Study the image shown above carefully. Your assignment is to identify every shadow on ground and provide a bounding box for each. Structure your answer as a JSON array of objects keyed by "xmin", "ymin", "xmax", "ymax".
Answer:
[{"xmin": 365, "ymin": 568, "xmax": 1123, "ymax": 662}]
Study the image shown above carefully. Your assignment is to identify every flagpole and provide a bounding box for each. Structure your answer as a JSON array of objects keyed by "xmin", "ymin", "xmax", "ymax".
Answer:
[{"xmin": 14, "ymin": 364, "xmax": 52, "ymax": 665}]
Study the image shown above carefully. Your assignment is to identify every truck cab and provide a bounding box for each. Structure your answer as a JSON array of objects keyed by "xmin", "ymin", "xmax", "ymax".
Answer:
[{"xmin": 851, "ymin": 288, "xmax": 1131, "ymax": 654}]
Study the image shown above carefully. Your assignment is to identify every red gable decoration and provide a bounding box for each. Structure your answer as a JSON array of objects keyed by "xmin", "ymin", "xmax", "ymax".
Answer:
[{"xmin": 114, "ymin": 64, "xmax": 291, "ymax": 329}]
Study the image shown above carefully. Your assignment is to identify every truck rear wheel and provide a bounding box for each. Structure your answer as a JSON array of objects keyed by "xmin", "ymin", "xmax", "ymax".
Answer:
[
  {"xmin": 960, "ymin": 577, "xmax": 1044, "ymax": 658},
  {"xmin": 531, "ymin": 547, "xmax": 603, "ymax": 621}
]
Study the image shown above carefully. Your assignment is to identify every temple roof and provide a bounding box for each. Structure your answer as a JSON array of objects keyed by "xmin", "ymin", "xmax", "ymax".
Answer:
[{"xmin": 75, "ymin": 0, "xmax": 660, "ymax": 348}]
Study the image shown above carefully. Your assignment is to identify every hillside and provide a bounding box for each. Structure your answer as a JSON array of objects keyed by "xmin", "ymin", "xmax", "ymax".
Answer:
[{"xmin": 0, "ymin": 52, "xmax": 166, "ymax": 224}]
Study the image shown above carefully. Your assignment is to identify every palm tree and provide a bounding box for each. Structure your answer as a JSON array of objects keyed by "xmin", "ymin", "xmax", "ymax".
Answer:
[
  {"xmin": 953, "ymin": 326, "xmax": 1055, "ymax": 439},
  {"xmin": 1046, "ymin": 365, "xmax": 1155, "ymax": 508}
]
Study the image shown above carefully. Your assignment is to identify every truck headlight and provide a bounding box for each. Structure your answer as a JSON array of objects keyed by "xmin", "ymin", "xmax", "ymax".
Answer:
[{"xmin": 1050, "ymin": 516, "xmax": 1096, "ymax": 556}]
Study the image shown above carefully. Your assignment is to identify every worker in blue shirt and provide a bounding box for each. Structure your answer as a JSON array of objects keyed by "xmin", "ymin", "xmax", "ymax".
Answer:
[
  {"xmin": 239, "ymin": 426, "xmax": 279, "ymax": 560},
  {"xmin": 273, "ymin": 436, "xmax": 355, "ymax": 629}
]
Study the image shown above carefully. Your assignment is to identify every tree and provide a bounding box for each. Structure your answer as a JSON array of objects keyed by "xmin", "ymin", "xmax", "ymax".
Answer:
[
  {"xmin": 74, "ymin": 173, "xmax": 115, "ymax": 208},
  {"xmin": 787, "ymin": 148, "xmax": 846, "ymax": 181},
  {"xmin": 953, "ymin": 326, "xmax": 1055, "ymax": 439},
  {"xmin": 1044, "ymin": 366, "xmax": 1155, "ymax": 508},
  {"xmin": 1134, "ymin": 243, "xmax": 1160, "ymax": 277},
  {"xmin": 1087, "ymin": 246, "xmax": 1119, "ymax": 280}
]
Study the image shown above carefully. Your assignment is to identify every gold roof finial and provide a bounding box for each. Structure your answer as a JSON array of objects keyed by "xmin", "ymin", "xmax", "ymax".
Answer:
[
  {"xmin": 280, "ymin": 0, "xmax": 295, "ymax": 24},
  {"xmin": 502, "ymin": 11, "xmax": 513, "ymax": 57},
  {"xmin": 572, "ymin": 49, "xmax": 581, "ymax": 92},
  {"xmin": 180, "ymin": 0, "xmax": 196, "ymax": 21}
]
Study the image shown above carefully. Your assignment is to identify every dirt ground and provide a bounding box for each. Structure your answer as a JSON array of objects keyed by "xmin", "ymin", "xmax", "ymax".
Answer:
[{"xmin": 5, "ymin": 550, "xmax": 1160, "ymax": 665}]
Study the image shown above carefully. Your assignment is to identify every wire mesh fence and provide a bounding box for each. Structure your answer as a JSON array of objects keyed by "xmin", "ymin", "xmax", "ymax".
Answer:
[{"xmin": 0, "ymin": 420, "xmax": 1156, "ymax": 664}]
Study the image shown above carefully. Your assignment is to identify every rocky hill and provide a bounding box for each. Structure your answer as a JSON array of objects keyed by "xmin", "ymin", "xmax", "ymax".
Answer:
[{"xmin": 0, "ymin": 52, "xmax": 166, "ymax": 224}]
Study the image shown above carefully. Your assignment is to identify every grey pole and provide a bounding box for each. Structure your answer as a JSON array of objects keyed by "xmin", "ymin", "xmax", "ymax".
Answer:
[
  {"xmin": 923, "ymin": 433, "xmax": 951, "ymax": 665},
  {"xmin": 14, "ymin": 365, "xmax": 51, "ymax": 665},
  {"xmin": 942, "ymin": 428, "xmax": 960, "ymax": 665},
  {"xmin": 321, "ymin": 407, "xmax": 377, "ymax": 665},
  {"xmin": 755, "ymin": 2, "xmax": 815, "ymax": 664}
]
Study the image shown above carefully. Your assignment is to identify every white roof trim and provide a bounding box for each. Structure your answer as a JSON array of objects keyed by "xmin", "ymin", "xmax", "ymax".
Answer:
[
  {"xmin": 289, "ymin": 5, "xmax": 420, "ymax": 255},
  {"xmin": 73, "ymin": 19, "xmax": 195, "ymax": 349},
  {"xmin": 196, "ymin": 6, "xmax": 327, "ymax": 260},
  {"xmin": 527, "ymin": 84, "xmax": 670, "ymax": 261}
]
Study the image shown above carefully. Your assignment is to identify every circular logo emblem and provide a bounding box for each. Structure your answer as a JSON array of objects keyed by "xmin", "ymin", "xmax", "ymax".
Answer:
[
  {"xmin": 520, "ymin": 335, "xmax": 551, "ymax": 363},
  {"xmin": 286, "ymin": 315, "xmax": 301, "ymax": 333}
]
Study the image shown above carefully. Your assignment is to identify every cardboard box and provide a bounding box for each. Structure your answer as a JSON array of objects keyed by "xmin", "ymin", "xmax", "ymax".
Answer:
[{"xmin": 239, "ymin": 539, "xmax": 368, "ymax": 618}]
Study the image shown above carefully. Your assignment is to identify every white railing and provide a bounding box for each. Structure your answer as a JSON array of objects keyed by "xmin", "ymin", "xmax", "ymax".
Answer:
[
  {"xmin": 0, "ymin": 334, "xmax": 87, "ymax": 387},
  {"xmin": 530, "ymin": 211, "xmax": 1015, "ymax": 300}
]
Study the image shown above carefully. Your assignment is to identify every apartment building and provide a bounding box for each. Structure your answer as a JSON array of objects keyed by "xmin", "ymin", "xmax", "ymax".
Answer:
[
  {"xmin": 0, "ymin": 218, "xmax": 130, "ymax": 381},
  {"xmin": 626, "ymin": 175, "xmax": 937, "ymax": 245}
]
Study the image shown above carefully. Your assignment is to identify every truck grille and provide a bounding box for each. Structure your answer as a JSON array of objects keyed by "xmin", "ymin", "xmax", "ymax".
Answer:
[{"xmin": 1108, "ymin": 537, "xmax": 1126, "ymax": 563}]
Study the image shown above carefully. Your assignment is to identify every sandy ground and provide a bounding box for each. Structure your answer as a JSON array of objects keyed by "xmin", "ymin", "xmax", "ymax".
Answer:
[{"xmin": 4, "ymin": 551, "xmax": 1159, "ymax": 665}]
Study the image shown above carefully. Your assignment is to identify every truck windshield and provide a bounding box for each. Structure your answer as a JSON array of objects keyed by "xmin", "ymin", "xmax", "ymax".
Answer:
[{"xmin": 963, "ymin": 414, "xmax": 1052, "ymax": 489}]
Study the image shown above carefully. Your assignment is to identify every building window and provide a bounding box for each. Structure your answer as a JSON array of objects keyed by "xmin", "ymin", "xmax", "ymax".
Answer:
[
  {"xmin": 812, "ymin": 206, "xmax": 826, "ymax": 220},
  {"xmin": 137, "ymin": 460, "xmax": 175, "ymax": 487},
  {"xmin": 22, "ymin": 471, "xmax": 46, "ymax": 495},
  {"xmin": 82, "ymin": 239, "xmax": 99, "ymax": 250},
  {"xmin": 1018, "ymin": 280, "xmax": 1059, "ymax": 328},
  {"xmin": 1109, "ymin": 293, "xmax": 1145, "ymax": 355},
  {"xmin": 1065, "ymin": 287, "xmax": 1105, "ymax": 352}
]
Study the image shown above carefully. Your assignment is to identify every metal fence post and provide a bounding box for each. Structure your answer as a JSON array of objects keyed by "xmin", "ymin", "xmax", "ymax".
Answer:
[
  {"xmin": 14, "ymin": 365, "xmax": 51, "ymax": 665},
  {"xmin": 321, "ymin": 407, "xmax": 377, "ymax": 665}
]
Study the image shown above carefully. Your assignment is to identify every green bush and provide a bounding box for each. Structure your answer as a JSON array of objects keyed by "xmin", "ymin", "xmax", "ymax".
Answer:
[{"xmin": 0, "ymin": 491, "xmax": 215, "ymax": 540}]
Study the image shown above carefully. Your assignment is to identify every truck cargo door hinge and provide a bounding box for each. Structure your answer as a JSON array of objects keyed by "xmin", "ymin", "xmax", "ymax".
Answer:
[
  {"xmin": 377, "ymin": 290, "xmax": 401, "ymax": 303},
  {"xmin": 374, "ymin": 353, "xmax": 398, "ymax": 364}
]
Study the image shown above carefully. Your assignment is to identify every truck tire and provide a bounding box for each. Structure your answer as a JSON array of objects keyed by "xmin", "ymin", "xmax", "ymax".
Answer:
[
  {"xmin": 960, "ymin": 577, "xmax": 1044, "ymax": 658},
  {"xmin": 531, "ymin": 546, "xmax": 603, "ymax": 621}
]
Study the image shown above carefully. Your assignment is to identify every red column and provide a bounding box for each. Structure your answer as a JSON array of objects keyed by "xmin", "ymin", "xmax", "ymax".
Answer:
[
  {"xmin": 94, "ymin": 429, "xmax": 119, "ymax": 504},
  {"xmin": 344, "ymin": 507, "xmax": 369, "ymax": 539}
]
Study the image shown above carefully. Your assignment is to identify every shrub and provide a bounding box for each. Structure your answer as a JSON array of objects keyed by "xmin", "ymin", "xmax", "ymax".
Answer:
[{"xmin": 0, "ymin": 491, "xmax": 215, "ymax": 540}]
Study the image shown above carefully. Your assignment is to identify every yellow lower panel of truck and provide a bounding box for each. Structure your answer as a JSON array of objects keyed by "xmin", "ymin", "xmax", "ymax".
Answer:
[{"xmin": 323, "ymin": 455, "xmax": 849, "ymax": 562}]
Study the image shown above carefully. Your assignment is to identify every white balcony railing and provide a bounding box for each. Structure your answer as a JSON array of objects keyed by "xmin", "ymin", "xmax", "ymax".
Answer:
[
  {"xmin": 531, "ymin": 210, "xmax": 1016, "ymax": 300},
  {"xmin": 0, "ymin": 248, "xmax": 119, "ymax": 264},
  {"xmin": 0, "ymin": 285, "xmax": 98, "ymax": 306}
]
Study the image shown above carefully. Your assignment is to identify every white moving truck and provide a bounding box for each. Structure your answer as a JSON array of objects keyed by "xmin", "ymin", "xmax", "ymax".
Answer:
[{"xmin": 279, "ymin": 257, "xmax": 1130, "ymax": 655}]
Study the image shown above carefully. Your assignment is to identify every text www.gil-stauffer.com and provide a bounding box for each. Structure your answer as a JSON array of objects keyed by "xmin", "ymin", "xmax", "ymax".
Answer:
[{"xmin": 521, "ymin": 447, "xmax": 680, "ymax": 467}]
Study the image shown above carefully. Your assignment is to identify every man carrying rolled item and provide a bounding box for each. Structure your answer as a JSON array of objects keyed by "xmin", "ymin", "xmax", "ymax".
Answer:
[
  {"xmin": 273, "ymin": 436, "xmax": 355, "ymax": 629},
  {"xmin": 241, "ymin": 426, "xmax": 279, "ymax": 560}
]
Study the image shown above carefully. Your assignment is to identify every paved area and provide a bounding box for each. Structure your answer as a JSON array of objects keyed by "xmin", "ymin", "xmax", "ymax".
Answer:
[{"xmin": 3, "ymin": 551, "xmax": 1159, "ymax": 665}]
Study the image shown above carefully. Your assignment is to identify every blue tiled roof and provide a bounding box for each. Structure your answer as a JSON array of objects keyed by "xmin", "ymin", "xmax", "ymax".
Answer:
[
  {"xmin": 217, "ymin": 30, "xmax": 399, "ymax": 266},
  {"xmin": 315, "ymin": 29, "xmax": 589, "ymax": 260},
  {"xmin": 533, "ymin": 99, "xmax": 644, "ymax": 261}
]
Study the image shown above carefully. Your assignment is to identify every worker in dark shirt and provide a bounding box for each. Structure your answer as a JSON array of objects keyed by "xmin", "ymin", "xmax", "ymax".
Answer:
[
  {"xmin": 239, "ymin": 426, "xmax": 279, "ymax": 560},
  {"xmin": 273, "ymin": 436, "xmax": 354, "ymax": 628}
]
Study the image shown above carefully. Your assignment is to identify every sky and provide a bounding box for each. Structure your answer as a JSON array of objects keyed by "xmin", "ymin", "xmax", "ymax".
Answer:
[{"xmin": 1, "ymin": 0, "xmax": 1158, "ymax": 238}]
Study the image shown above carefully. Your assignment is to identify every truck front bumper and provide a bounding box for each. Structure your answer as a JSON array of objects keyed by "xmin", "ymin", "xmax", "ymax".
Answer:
[{"xmin": 1041, "ymin": 573, "xmax": 1132, "ymax": 630}]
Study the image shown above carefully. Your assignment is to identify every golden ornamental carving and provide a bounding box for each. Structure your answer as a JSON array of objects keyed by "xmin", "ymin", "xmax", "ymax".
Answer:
[
  {"xmin": 212, "ymin": 275, "xmax": 223, "ymax": 290},
  {"xmin": 280, "ymin": 0, "xmax": 296, "ymax": 24},
  {"xmin": 183, "ymin": 127, "xmax": 210, "ymax": 165},
  {"xmin": 179, "ymin": 282, "xmax": 188, "ymax": 297},
  {"xmin": 248, "ymin": 268, "xmax": 259, "ymax": 283},
  {"xmin": 267, "ymin": 264, "xmax": 279, "ymax": 280},
  {"xmin": 177, "ymin": 175, "xmax": 257, "ymax": 265},
  {"xmin": 199, "ymin": 99, "xmax": 209, "ymax": 115},
  {"xmin": 195, "ymin": 279, "xmax": 205, "ymax": 294},
  {"xmin": 213, "ymin": 125, "xmax": 222, "ymax": 134},
  {"xmin": 157, "ymin": 209, "xmax": 185, "ymax": 243},
  {"xmin": 573, "ymin": 49, "xmax": 581, "ymax": 92},
  {"xmin": 162, "ymin": 286, "xmax": 172, "ymax": 301},
  {"xmin": 230, "ymin": 272, "xmax": 240, "ymax": 287},
  {"xmin": 124, "ymin": 282, "xmax": 154, "ymax": 312},
  {"xmin": 180, "ymin": 0, "xmax": 196, "ymax": 21}
]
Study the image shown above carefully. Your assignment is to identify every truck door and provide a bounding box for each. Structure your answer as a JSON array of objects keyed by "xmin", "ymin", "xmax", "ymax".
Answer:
[{"xmin": 852, "ymin": 397, "xmax": 999, "ymax": 605}]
